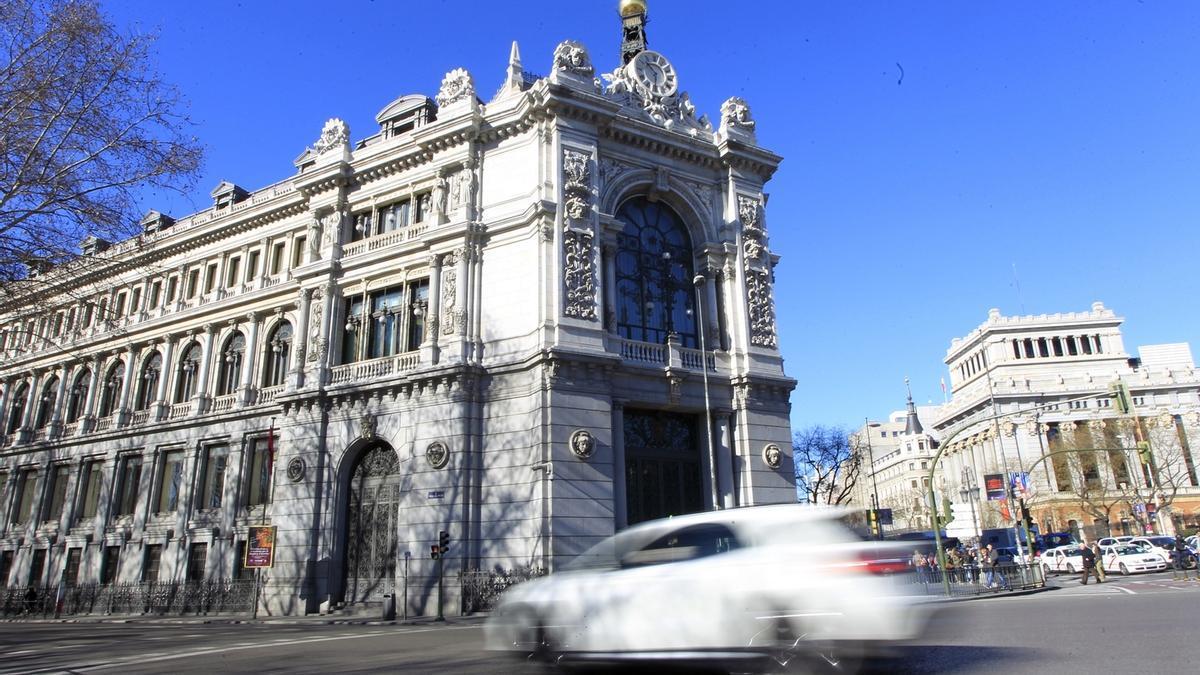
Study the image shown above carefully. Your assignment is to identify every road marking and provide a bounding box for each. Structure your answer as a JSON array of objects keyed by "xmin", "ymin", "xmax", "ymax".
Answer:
[
  {"xmin": 23, "ymin": 624, "xmax": 482, "ymax": 674},
  {"xmin": 1112, "ymin": 585, "xmax": 1137, "ymax": 595}
]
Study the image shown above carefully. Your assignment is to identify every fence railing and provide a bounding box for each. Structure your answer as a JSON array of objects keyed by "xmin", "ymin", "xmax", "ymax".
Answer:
[
  {"xmin": 459, "ymin": 566, "xmax": 546, "ymax": 614},
  {"xmin": 893, "ymin": 562, "xmax": 1045, "ymax": 598},
  {"xmin": 0, "ymin": 580, "xmax": 257, "ymax": 619}
]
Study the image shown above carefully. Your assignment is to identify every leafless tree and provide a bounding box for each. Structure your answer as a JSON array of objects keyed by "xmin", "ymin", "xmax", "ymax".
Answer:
[
  {"xmin": 0, "ymin": 0, "xmax": 202, "ymax": 295},
  {"xmin": 793, "ymin": 425, "xmax": 862, "ymax": 506}
]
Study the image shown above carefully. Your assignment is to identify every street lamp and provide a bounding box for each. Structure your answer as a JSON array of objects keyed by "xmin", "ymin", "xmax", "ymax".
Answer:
[
  {"xmin": 864, "ymin": 419, "xmax": 883, "ymax": 539},
  {"xmin": 959, "ymin": 466, "xmax": 981, "ymax": 542},
  {"xmin": 693, "ymin": 274, "xmax": 719, "ymax": 511}
]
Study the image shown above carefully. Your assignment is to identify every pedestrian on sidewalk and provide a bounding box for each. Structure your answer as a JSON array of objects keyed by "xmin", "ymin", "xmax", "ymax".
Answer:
[
  {"xmin": 985, "ymin": 543, "xmax": 1007, "ymax": 589},
  {"xmin": 1172, "ymin": 534, "xmax": 1190, "ymax": 579},
  {"xmin": 1090, "ymin": 542, "xmax": 1106, "ymax": 583},
  {"xmin": 912, "ymin": 549, "xmax": 927, "ymax": 583},
  {"xmin": 1080, "ymin": 543, "xmax": 1099, "ymax": 584}
]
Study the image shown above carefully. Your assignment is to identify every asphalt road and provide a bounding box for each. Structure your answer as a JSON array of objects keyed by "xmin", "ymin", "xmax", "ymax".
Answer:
[{"xmin": 0, "ymin": 570, "xmax": 1197, "ymax": 674}]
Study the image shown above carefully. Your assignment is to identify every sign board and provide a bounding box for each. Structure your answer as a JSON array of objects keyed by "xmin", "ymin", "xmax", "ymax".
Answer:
[
  {"xmin": 877, "ymin": 508, "xmax": 893, "ymax": 525},
  {"xmin": 244, "ymin": 525, "xmax": 277, "ymax": 568},
  {"xmin": 984, "ymin": 473, "xmax": 1007, "ymax": 501},
  {"xmin": 1133, "ymin": 503, "xmax": 1146, "ymax": 516},
  {"xmin": 1009, "ymin": 472, "xmax": 1030, "ymax": 499},
  {"xmin": 428, "ymin": 490, "xmax": 445, "ymax": 500}
]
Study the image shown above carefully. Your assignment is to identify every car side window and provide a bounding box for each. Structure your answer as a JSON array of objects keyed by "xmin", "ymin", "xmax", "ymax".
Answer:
[{"xmin": 620, "ymin": 524, "xmax": 741, "ymax": 568}]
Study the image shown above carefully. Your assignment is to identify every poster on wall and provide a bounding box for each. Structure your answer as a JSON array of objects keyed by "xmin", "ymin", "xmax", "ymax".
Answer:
[
  {"xmin": 245, "ymin": 525, "xmax": 277, "ymax": 568},
  {"xmin": 1009, "ymin": 471, "xmax": 1031, "ymax": 498},
  {"xmin": 984, "ymin": 473, "xmax": 1007, "ymax": 501}
]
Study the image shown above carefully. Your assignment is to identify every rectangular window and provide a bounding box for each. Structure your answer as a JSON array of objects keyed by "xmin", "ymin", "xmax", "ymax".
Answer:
[
  {"xmin": 113, "ymin": 292, "xmax": 127, "ymax": 318},
  {"xmin": 186, "ymin": 269, "xmax": 199, "ymax": 299},
  {"xmin": 130, "ymin": 288, "xmax": 142, "ymax": 314},
  {"xmin": 100, "ymin": 546, "xmax": 120, "ymax": 584},
  {"xmin": 45, "ymin": 464, "xmax": 70, "ymax": 523},
  {"xmin": 1066, "ymin": 336, "xmax": 1078, "ymax": 356},
  {"xmin": 28, "ymin": 548, "xmax": 47, "ymax": 587},
  {"xmin": 166, "ymin": 277, "xmax": 178, "ymax": 302},
  {"xmin": 63, "ymin": 548, "xmax": 82, "ymax": 587},
  {"xmin": 199, "ymin": 444, "xmax": 229, "ymax": 511},
  {"xmin": 78, "ymin": 460, "xmax": 104, "ymax": 520},
  {"xmin": 186, "ymin": 543, "xmax": 208, "ymax": 582},
  {"xmin": 156, "ymin": 450, "xmax": 185, "ymax": 513},
  {"xmin": 246, "ymin": 251, "xmax": 260, "ymax": 281},
  {"xmin": 1081, "ymin": 335, "xmax": 1093, "ymax": 355},
  {"xmin": 1037, "ymin": 337, "xmax": 1049, "ymax": 358},
  {"xmin": 233, "ymin": 541, "xmax": 253, "ymax": 580},
  {"xmin": 0, "ymin": 550, "xmax": 13, "ymax": 587},
  {"xmin": 149, "ymin": 282, "xmax": 162, "ymax": 309},
  {"xmin": 142, "ymin": 544, "xmax": 162, "ymax": 582},
  {"xmin": 114, "ymin": 456, "xmax": 142, "ymax": 516},
  {"xmin": 1052, "ymin": 337, "xmax": 1064, "ymax": 356},
  {"xmin": 271, "ymin": 242, "xmax": 286, "ymax": 275},
  {"xmin": 13, "ymin": 469, "xmax": 41, "ymax": 525},
  {"xmin": 204, "ymin": 264, "xmax": 217, "ymax": 294},
  {"xmin": 246, "ymin": 437, "xmax": 274, "ymax": 506},
  {"xmin": 1093, "ymin": 334, "xmax": 1104, "ymax": 354},
  {"xmin": 226, "ymin": 257, "xmax": 241, "ymax": 288},
  {"xmin": 0, "ymin": 472, "xmax": 6, "ymax": 526},
  {"xmin": 292, "ymin": 237, "xmax": 306, "ymax": 267}
]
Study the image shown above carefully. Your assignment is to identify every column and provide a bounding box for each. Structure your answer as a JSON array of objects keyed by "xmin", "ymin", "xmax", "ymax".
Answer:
[
  {"xmin": 715, "ymin": 410, "xmax": 734, "ymax": 508},
  {"xmin": 116, "ymin": 346, "xmax": 136, "ymax": 426},
  {"xmin": 602, "ymin": 242, "xmax": 617, "ymax": 334},
  {"xmin": 0, "ymin": 379, "xmax": 12, "ymax": 440},
  {"xmin": 153, "ymin": 336, "xmax": 176, "ymax": 421},
  {"xmin": 290, "ymin": 288, "xmax": 311, "ymax": 391},
  {"xmin": 80, "ymin": 357, "xmax": 102, "ymax": 432},
  {"xmin": 612, "ymin": 401, "xmax": 626, "ymax": 530},
  {"xmin": 239, "ymin": 312, "xmax": 262, "ymax": 405},
  {"xmin": 314, "ymin": 283, "xmax": 334, "ymax": 386},
  {"xmin": 257, "ymin": 238, "xmax": 271, "ymax": 287},
  {"xmin": 421, "ymin": 254, "xmax": 442, "ymax": 365},
  {"xmin": 194, "ymin": 324, "xmax": 216, "ymax": 412},
  {"xmin": 49, "ymin": 365, "xmax": 69, "ymax": 438}
]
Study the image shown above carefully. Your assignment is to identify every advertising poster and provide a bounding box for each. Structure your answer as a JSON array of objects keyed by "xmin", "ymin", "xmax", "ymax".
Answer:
[
  {"xmin": 1009, "ymin": 471, "xmax": 1030, "ymax": 498},
  {"xmin": 245, "ymin": 525, "xmax": 277, "ymax": 568},
  {"xmin": 984, "ymin": 473, "xmax": 1007, "ymax": 501}
]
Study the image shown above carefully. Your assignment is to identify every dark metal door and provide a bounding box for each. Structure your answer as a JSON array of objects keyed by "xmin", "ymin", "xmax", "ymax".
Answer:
[
  {"xmin": 343, "ymin": 444, "xmax": 400, "ymax": 604},
  {"xmin": 624, "ymin": 409, "xmax": 703, "ymax": 525}
]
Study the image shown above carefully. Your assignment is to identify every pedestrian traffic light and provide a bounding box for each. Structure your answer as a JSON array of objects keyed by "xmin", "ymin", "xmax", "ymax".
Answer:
[
  {"xmin": 1109, "ymin": 381, "xmax": 1132, "ymax": 414},
  {"xmin": 438, "ymin": 530, "xmax": 450, "ymax": 555},
  {"xmin": 430, "ymin": 544, "xmax": 440, "ymax": 560},
  {"xmin": 1137, "ymin": 441, "xmax": 1152, "ymax": 465}
]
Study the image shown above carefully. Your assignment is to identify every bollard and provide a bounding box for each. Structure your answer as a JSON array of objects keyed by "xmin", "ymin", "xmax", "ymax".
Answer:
[{"xmin": 382, "ymin": 593, "xmax": 396, "ymax": 621}]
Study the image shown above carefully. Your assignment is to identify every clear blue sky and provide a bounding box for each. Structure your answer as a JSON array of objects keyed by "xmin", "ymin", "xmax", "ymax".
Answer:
[{"xmin": 103, "ymin": 1, "xmax": 1200, "ymax": 433}]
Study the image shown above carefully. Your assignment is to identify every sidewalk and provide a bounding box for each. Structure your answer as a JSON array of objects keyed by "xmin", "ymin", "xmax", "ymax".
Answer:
[{"xmin": 2, "ymin": 611, "xmax": 493, "ymax": 627}]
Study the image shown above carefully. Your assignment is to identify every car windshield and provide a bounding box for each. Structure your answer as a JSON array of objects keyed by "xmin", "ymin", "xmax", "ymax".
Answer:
[
  {"xmin": 1147, "ymin": 537, "xmax": 1174, "ymax": 546},
  {"xmin": 1114, "ymin": 546, "xmax": 1143, "ymax": 555}
]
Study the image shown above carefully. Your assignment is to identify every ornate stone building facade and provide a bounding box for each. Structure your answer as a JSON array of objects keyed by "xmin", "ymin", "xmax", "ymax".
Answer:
[
  {"xmin": 932, "ymin": 304, "xmax": 1200, "ymax": 542},
  {"xmin": 0, "ymin": 7, "xmax": 795, "ymax": 615}
]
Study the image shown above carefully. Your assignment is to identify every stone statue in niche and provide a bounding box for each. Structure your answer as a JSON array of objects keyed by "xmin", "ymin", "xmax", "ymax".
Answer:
[{"xmin": 432, "ymin": 175, "xmax": 449, "ymax": 221}]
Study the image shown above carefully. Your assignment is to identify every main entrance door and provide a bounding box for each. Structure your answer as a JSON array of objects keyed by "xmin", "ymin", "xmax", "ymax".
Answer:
[
  {"xmin": 624, "ymin": 409, "xmax": 704, "ymax": 525},
  {"xmin": 342, "ymin": 443, "xmax": 401, "ymax": 604}
]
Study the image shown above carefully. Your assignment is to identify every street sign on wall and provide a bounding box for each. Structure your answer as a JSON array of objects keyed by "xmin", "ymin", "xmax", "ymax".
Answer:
[{"xmin": 984, "ymin": 473, "xmax": 1006, "ymax": 501}]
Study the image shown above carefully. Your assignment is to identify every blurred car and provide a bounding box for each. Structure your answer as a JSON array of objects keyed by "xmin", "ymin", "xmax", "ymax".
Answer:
[
  {"xmin": 1100, "ymin": 544, "xmax": 1168, "ymax": 575},
  {"xmin": 1041, "ymin": 545, "xmax": 1085, "ymax": 575},
  {"xmin": 1128, "ymin": 536, "xmax": 1177, "ymax": 561},
  {"xmin": 484, "ymin": 504, "xmax": 933, "ymax": 672},
  {"xmin": 1096, "ymin": 536, "xmax": 1135, "ymax": 548}
]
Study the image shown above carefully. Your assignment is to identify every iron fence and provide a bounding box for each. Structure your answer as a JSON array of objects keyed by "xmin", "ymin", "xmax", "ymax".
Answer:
[
  {"xmin": 459, "ymin": 566, "xmax": 546, "ymax": 614},
  {"xmin": 892, "ymin": 562, "xmax": 1045, "ymax": 598},
  {"xmin": 0, "ymin": 580, "xmax": 257, "ymax": 619}
]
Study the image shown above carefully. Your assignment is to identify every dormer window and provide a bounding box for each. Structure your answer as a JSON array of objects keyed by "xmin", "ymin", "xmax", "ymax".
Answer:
[
  {"xmin": 210, "ymin": 181, "xmax": 248, "ymax": 210},
  {"xmin": 374, "ymin": 94, "xmax": 436, "ymax": 139}
]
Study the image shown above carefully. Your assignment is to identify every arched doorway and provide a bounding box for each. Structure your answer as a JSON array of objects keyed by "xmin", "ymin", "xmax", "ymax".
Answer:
[{"xmin": 341, "ymin": 443, "xmax": 401, "ymax": 604}]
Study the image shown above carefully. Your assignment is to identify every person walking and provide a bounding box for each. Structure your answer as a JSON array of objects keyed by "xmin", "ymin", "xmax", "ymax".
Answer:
[
  {"xmin": 912, "ymin": 549, "xmax": 927, "ymax": 584},
  {"xmin": 984, "ymin": 543, "xmax": 1008, "ymax": 590},
  {"xmin": 1080, "ymin": 542, "xmax": 1099, "ymax": 585},
  {"xmin": 1172, "ymin": 534, "xmax": 1190, "ymax": 580},
  {"xmin": 1091, "ymin": 542, "xmax": 1106, "ymax": 583}
]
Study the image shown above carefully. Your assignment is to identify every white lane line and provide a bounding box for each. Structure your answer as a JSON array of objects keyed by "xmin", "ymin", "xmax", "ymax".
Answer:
[
  {"xmin": 1112, "ymin": 585, "xmax": 1137, "ymax": 595},
  {"xmin": 59, "ymin": 624, "xmax": 481, "ymax": 673}
]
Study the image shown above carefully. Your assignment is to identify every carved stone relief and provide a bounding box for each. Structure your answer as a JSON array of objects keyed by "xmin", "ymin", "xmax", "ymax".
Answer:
[
  {"xmin": 426, "ymin": 441, "xmax": 450, "ymax": 470},
  {"xmin": 563, "ymin": 227, "xmax": 597, "ymax": 321},
  {"xmin": 313, "ymin": 118, "xmax": 350, "ymax": 155},
  {"xmin": 306, "ymin": 285, "xmax": 325, "ymax": 363},
  {"xmin": 435, "ymin": 68, "xmax": 475, "ymax": 108},
  {"xmin": 720, "ymin": 97, "xmax": 756, "ymax": 132},
  {"xmin": 569, "ymin": 429, "xmax": 595, "ymax": 460},
  {"xmin": 739, "ymin": 196, "xmax": 777, "ymax": 349},
  {"xmin": 601, "ymin": 57, "xmax": 710, "ymax": 135},
  {"xmin": 441, "ymin": 253, "xmax": 460, "ymax": 336},
  {"xmin": 552, "ymin": 40, "xmax": 594, "ymax": 78},
  {"xmin": 562, "ymin": 149, "xmax": 593, "ymax": 222},
  {"xmin": 762, "ymin": 443, "xmax": 782, "ymax": 469}
]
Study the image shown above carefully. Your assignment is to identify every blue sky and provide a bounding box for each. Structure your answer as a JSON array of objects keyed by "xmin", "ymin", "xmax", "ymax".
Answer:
[{"xmin": 102, "ymin": 1, "xmax": 1200, "ymax": 433}]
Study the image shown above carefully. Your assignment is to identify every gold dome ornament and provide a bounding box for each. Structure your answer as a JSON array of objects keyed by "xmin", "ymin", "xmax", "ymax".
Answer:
[{"xmin": 619, "ymin": 0, "xmax": 648, "ymax": 17}]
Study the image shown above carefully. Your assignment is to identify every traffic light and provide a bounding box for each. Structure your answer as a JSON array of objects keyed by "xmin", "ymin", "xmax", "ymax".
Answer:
[
  {"xmin": 430, "ymin": 544, "xmax": 440, "ymax": 560},
  {"xmin": 1137, "ymin": 441, "xmax": 1152, "ymax": 465},
  {"xmin": 866, "ymin": 509, "xmax": 878, "ymax": 537},
  {"xmin": 1109, "ymin": 381, "xmax": 1132, "ymax": 414},
  {"xmin": 438, "ymin": 530, "xmax": 450, "ymax": 556}
]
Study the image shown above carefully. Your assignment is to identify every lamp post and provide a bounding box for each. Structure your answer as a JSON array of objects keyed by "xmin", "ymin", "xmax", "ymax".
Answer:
[
  {"xmin": 864, "ymin": 419, "xmax": 883, "ymax": 539},
  {"xmin": 693, "ymin": 274, "xmax": 719, "ymax": 510},
  {"xmin": 959, "ymin": 466, "xmax": 981, "ymax": 542}
]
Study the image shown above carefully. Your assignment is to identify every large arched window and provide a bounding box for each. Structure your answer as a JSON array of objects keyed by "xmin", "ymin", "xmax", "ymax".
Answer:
[
  {"xmin": 98, "ymin": 361, "xmax": 124, "ymax": 417},
  {"xmin": 263, "ymin": 322, "xmax": 292, "ymax": 387},
  {"xmin": 6, "ymin": 382, "xmax": 29, "ymax": 433},
  {"xmin": 175, "ymin": 342, "xmax": 201, "ymax": 403},
  {"xmin": 216, "ymin": 332, "xmax": 245, "ymax": 396},
  {"xmin": 35, "ymin": 376, "xmax": 59, "ymax": 429},
  {"xmin": 614, "ymin": 197, "xmax": 698, "ymax": 348},
  {"xmin": 135, "ymin": 353, "xmax": 162, "ymax": 411},
  {"xmin": 66, "ymin": 368, "xmax": 91, "ymax": 423}
]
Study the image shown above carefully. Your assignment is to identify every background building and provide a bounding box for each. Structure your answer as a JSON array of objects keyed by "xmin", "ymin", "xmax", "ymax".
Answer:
[
  {"xmin": 933, "ymin": 303, "xmax": 1200, "ymax": 543},
  {"xmin": 0, "ymin": 6, "xmax": 795, "ymax": 615},
  {"xmin": 850, "ymin": 391, "xmax": 941, "ymax": 534}
]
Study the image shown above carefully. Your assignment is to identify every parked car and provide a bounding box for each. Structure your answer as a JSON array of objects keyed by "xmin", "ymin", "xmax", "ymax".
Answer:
[
  {"xmin": 484, "ymin": 504, "xmax": 934, "ymax": 671},
  {"xmin": 1101, "ymin": 544, "xmax": 1169, "ymax": 575},
  {"xmin": 1128, "ymin": 536, "xmax": 1176, "ymax": 559},
  {"xmin": 1097, "ymin": 536, "xmax": 1135, "ymax": 548},
  {"xmin": 1041, "ymin": 545, "xmax": 1085, "ymax": 575}
]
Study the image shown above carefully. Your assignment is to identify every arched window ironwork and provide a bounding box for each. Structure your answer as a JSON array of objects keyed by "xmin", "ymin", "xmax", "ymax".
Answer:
[
  {"xmin": 175, "ymin": 343, "xmax": 201, "ymax": 403},
  {"xmin": 66, "ymin": 369, "xmax": 91, "ymax": 423},
  {"xmin": 136, "ymin": 353, "xmax": 162, "ymax": 411},
  {"xmin": 35, "ymin": 376, "xmax": 59, "ymax": 429},
  {"xmin": 217, "ymin": 332, "xmax": 245, "ymax": 396},
  {"xmin": 264, "ymin": 322, "xmax": 292, "ymax": 387},
  {"xmin": 614, "ymin": 197, "xmax": 698, "ymax": 348}
]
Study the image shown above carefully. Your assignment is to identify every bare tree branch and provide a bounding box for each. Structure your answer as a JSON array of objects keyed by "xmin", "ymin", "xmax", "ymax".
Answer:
[{"xmin": 793, "ymin": 425, "xmax": 862, "ymax": 506}]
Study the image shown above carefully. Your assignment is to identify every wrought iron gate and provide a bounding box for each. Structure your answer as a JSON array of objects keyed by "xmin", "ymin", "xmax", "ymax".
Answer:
[
  {"xmin": 343, "ymin": 444, "xmax": 400, "ymax": 604},
  {"xmin": 624, "ymin": 409, "xmax": 703, "ymax": 525}
]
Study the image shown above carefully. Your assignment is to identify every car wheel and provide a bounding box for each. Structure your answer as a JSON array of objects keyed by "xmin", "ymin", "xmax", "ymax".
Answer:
[
  {"xmin": 766, "ymin": 611, "xmax": 861, "ymax": 674},
  {"xmin": 1042, "ymin": 563, "xmax": 1051, "ymax": 576},
  {"xmin": 1066, "ymin": 564, "xmax": 1075, "ymax": 574},
  {"xmin": 1119, "ymin": 563, "xmax": 1129, "ymax": 576},
  {"xmin": 510, "ymin": 608, "xmax": 554, "ymax": 663}
]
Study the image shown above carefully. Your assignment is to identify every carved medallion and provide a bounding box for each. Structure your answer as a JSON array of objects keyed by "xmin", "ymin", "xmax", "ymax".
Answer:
[
  {"xmin": 426, "ymin": 441, "xmax": 450, "ymax": 470},
  {"xmin": 762, "ymin": 443, "xmax": 782, "ymax": 470},
  {"xmin": 435, "ymin": 68, "xmax": 475, "ymax": 108},
  {"xmin": 286, "ymin": 457, "xmax": 306, "ymax": 483},
  {"xmin": 569, "ymin": 429, "xmax": 595, "ymax": 460}
]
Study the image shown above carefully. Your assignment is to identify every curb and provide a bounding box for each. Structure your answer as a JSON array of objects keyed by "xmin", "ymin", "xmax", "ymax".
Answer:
[
  {"xmin": 920, "ymin": 584, "xmax": 1058, "ymax": 604},
  {"xmin": 1, "ymin": 614, "xmax": 491, "ymax": 627}
]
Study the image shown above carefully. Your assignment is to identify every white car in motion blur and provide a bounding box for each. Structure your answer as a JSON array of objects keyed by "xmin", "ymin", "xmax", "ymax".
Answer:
[
  {"xmin": 484, "ymin": 504, "xmax": 932, "ymax": 672},
  {"xmin": 1100, "ymin": 544, "xmax": 1168, "ymax": 575}
]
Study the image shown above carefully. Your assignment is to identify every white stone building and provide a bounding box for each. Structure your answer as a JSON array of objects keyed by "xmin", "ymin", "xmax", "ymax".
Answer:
[
  {"xmin": 932, "ymin": 303, "xmax": 1200, "ymax": 543},
  {"xmin": 850, "ymin": 393, "xmax": 942, "ymax": 533},
  {"xmin": 0, "ymin": 5, "xmax": 795, "ymax": 616}
]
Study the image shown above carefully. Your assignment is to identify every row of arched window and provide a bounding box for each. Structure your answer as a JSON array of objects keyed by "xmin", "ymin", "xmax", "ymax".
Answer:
[{"xmin": 4, "ymin": 321, "xmax": 292, "ymax": 435}]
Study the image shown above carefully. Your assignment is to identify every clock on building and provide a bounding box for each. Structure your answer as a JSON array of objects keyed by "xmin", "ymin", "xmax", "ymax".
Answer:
[{"xmin": 627, "ymin": 50, "xmax": 678, "ymax": 98}]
